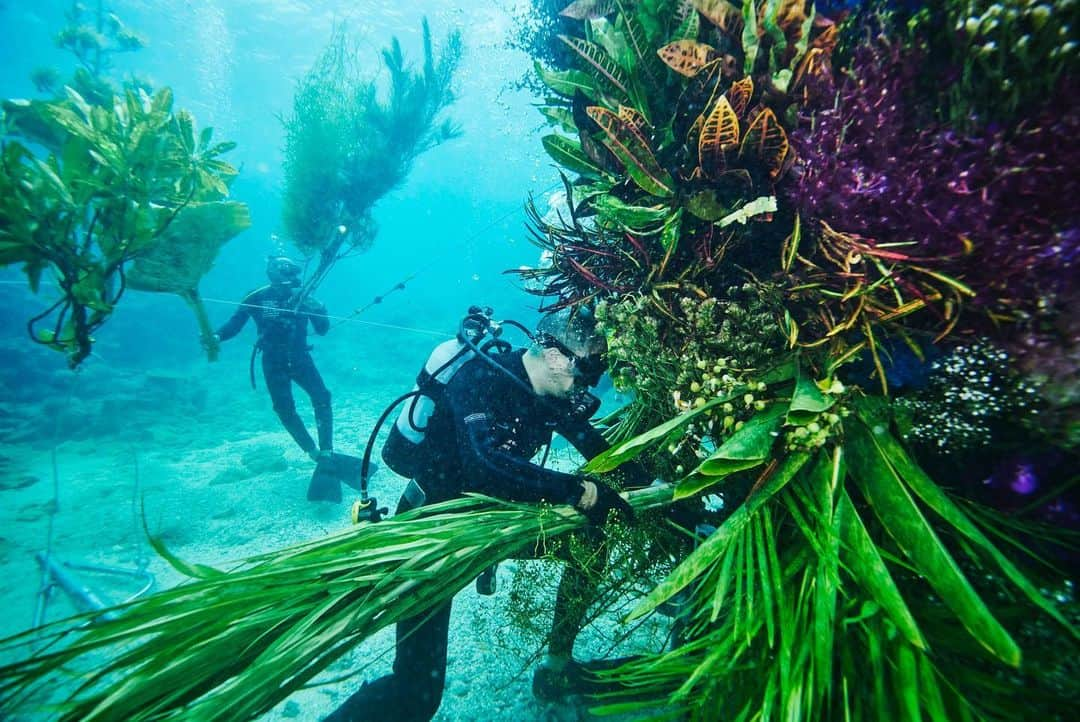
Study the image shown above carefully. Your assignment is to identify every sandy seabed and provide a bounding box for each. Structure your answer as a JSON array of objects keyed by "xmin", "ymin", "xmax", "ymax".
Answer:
[{"xmin": 0, "ymin": 335, "xmax": 669, "ymax": 722}]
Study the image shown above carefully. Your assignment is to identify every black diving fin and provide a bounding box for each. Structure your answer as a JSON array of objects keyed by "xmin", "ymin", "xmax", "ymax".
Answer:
[{"xmin": 307, "ymin": 452, "xmax": 377, "ymax": 502}]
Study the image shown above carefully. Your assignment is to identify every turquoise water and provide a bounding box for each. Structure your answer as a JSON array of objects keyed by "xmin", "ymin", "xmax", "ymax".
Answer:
[{"xmin": 0, "ymin": 2, "xmax": 602, "ymax": 719}]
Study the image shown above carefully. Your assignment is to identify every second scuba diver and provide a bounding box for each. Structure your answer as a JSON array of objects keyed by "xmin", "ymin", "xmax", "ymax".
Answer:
[
  {"xmin": 324, "ymin": 307, "xmax": 648, "ymax": 722},
  {"xmin": 210, "ymin": 256, "xmax": 334, "ymax": 462}
]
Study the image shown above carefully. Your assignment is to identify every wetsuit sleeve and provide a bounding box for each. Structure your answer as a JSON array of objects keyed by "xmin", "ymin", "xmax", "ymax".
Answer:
[
  {"xmin": 216, "ymin": 290, "xmax": 257, "ymax": 341},
  {"xmin": 305, "ymin": 298, "xmax": 329, "ymax": 336},
  {"xmin": 446, "ymin": 363, "xmax": 584, "ymax": 506}
]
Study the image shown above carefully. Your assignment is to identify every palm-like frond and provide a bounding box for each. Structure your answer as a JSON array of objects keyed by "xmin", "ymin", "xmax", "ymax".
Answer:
[{"xmin": 0, "ymin": 489, "xmax": 673, "ymax": 721}]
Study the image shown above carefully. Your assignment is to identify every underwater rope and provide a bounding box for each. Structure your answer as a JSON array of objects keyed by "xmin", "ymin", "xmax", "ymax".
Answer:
[{"xmin": 201, "ymin": 179, "xmax": 564, "ymax": 340}]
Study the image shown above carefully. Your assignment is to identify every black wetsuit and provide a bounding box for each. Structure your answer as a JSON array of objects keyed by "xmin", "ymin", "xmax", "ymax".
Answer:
[
  {"xmin": 325, "ymin": 349, "xmax": 611, "ymax": 722},
  {"xmin": 217, "ymin": 284, "xmax": 332, "ymax": 455}
]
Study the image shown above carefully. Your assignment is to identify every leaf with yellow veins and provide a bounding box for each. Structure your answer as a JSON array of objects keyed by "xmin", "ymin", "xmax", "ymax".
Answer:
[
  {"xmin": 740, "ymin": 107, "xmax": 789, "ymax": 180},
  {"xmin": 725, "ymin": 76, "xmax": 753, "ymax": 118},
  {"xmin": 658, "ymin": 40, "xmax": 719, "ymax": 78},
  {"xmin": 698, "ymin": 96, "xmax": 739, "ymax": 178}
]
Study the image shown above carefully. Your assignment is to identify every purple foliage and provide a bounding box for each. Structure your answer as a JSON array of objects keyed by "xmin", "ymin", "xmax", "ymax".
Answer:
[{"xmin": 789, "ymin": 35, "xmax": 1080, "ymax": 331}]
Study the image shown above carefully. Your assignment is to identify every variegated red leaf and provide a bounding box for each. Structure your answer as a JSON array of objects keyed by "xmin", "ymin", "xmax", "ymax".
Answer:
[
  {"xmin": 586, "ymin": 106, "xmax": 675, "ymax": 197},
  {"xmin": 739, "ymin": 107, "xmax": 789, "ymax": 180},
  {"xmin": 658, "ymin": 40, "xmax": 719, "ymax": 78},
  {"xmin": 699, "ymin": 96, "xmax": 739, "ymax": 177},
  {"xmin": 618, "ymin": 105, "xmax": 649, "ymax": 136},
  {"xmin": 724, "ymin": 76, "xmax": 754, "ymax": 118}
]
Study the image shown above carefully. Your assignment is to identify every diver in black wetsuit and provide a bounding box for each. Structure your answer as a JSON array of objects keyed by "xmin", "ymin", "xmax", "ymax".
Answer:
[
  {"xmin": 324, "ymin": 308, "xmax": 641, "ymax": 722},
  {"xmin": 212, "ymin": 256, "xmax": 333, "ymax": 460}
]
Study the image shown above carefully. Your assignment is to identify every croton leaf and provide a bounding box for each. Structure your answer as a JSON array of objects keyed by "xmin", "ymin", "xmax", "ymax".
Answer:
[
  {"xmin": 586, "ymin": 105, "xmax": 675, "ymax": 197},
  {"xmin": 725, "ymin": 75, "xmax": 754, "ymax": 118},
  {"xmin": 674, "ymin": 3, "xmax": 701, "ymax": 40},
  {"xmin": 657, "ymin": 40, "xmax": 719, "ymax": 78},
  {"xmin": 739, "ymin": 107, "xmax": 789, "ymax": 179},
  {"xmin": 698, "ymin": 96, "xmax": 740, "ymax": 178},
  {"xmin": 558, "ymin": 35, "xmax": 631, "ymax": 99},
  {"xmin": 693, "ymin": 0, "xmax": 744, "ymax": 35},
  {"xmin": 618, "ymin": 105, "xmax": 649, "ymax": 136},
  {"xmin": 559, "ymin": 0, "xmax": 616, "ymax": 20},
  {"xmin": 591, "ymin": 194, "xmax": 670, "ymax": 229},
  {"xmin": 614, "ymin": 0, "xmax": 656, "ymax": 80},
  {"xmin": 534, "ymin": 61, "xmax": 600, "ymax": 99},
  {"xmin": 674, "ymin": 57, "xmax": 725, "ymax": 143},
  {"xmin": 541, "ymin": 134, "xmax": 604, "ymax": 178}
]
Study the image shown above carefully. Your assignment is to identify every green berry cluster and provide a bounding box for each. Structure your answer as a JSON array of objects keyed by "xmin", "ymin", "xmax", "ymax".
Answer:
[{"xmin": 783, "ymin": 383, "xmax": 851, "ymax": 453}]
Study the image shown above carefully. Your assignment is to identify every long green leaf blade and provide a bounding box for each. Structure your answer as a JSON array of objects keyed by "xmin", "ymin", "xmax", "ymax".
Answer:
[{"xmin": 846, "ymin": 422, "xmax": 1020, "ymax": 665}]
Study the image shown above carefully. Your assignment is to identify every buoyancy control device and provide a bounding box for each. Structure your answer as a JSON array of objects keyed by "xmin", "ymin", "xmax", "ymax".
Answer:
[
  {"xmin": 354, "ymin": 305, "xmax": 601, "ymax": 523},
  {"xmin": 380, "ymin": 307, "xmax": 512, "ymax": 477}
]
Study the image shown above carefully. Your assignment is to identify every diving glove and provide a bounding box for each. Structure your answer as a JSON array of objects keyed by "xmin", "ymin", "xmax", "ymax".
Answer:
[{"xmin": 582, "ymin": 482, "xmax": 633, "ymax": 526}]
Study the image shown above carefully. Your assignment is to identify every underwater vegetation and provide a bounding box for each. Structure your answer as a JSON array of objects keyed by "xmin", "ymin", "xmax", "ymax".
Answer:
[
  {"xmin": 0, "ymin": 1, "xmax": 1077, "ymax": 720},
  {"xmin": 281, "ymin": 19, "xmax": 461, "ymax": 284},
  {"xmin": 514, "ymin": 0, "xmax": 1079, "ymax": 718},
  {"xmin": 0, "ymin": 1, "xmax": 247, "ymax": 367}
]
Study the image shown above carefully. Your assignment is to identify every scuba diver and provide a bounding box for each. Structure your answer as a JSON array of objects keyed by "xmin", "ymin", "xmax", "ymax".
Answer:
[
  {"xmin": 325, "ymin": 307, "xmax": 647, "ymax": 722},
  {"xmin": 211, "ymin": 256, "xmax": 333, "ymax": 463}
]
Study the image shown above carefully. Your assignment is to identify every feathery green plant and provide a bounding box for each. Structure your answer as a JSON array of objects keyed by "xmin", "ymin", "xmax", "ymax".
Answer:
[{"xmin": 281, "ymin": 19, "xmax": 461, "ymax": 268}]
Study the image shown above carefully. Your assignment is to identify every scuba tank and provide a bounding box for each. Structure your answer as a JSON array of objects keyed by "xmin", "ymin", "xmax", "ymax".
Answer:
[
  {"xmin": 380, "ymin": 306, "xmax": 508, "ymax": 478},
  {"xmin": 354, "ymin": 305, "xmax": 600, "ymax": 523}
]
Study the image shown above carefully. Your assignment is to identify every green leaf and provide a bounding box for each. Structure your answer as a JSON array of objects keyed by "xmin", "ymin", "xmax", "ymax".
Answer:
[
  {"xmin": 541, "ymin": 134, "xmax": 604, "ymax": 178},
  {"xmin": 741, "ymin": 0, "xmax": 761, "ymax": 74},
  {"xmin": 786, "ymin": 372, "xmax": 834, "ymax": 424},
  {"xmin": 685, "ymin": 189, "xmax": 731, "ymax": 222},
  {"xmin": 534, "ymin": 62, "xmax": 600, "ymax": 98},
  {"xmin": 537, "ymin": 105, "xmax": 577, "ymax": 133},
  {"xmin": 558, "ymin": 35, "xmax": 632, "ymax": 99},
  {"xmin": 871, "ymin": 422, "xmax": 1079, "ymax": 641},
  {"xmin": 846, "ymin": 421, "xmax": 1020, "ymax": 666},
  {"xmin": 629, "ymin": 451, "xmax": 811, "ymax": 620},
  {"xmin": 660, "ymin": 206, "xmax": 682, "ymax": 251},
  {"xmin": 674, "ymin": 4, "xmax": 701, "ymax": 40},
  {"xmin": 591, "ymin": 194, "xmax": 670, "ymax": 229},
  {"xmin": 151, "ymin": 86, "xmax": 174, "ymax": 116},
  {"xmin": 147, "ymin": 534, "xmax": 225, "ymax": 580},
  {"xmin": 30, "ymin": 156, "xmax": 75, "ymax": 208},
  {"xmin": 585, "ymin": 388, "xmax": 747, "ymax": 473},
  {"xmin": 836, "ymin": 487, "xmax": 927, "ymax": 650},
  {"xmin": 686, "ymin": 403, "xmax": 786, "ymax": 481},
  {"xmin": 894, "ymin": 641, "xmax": 921, "ymax": 722}
]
